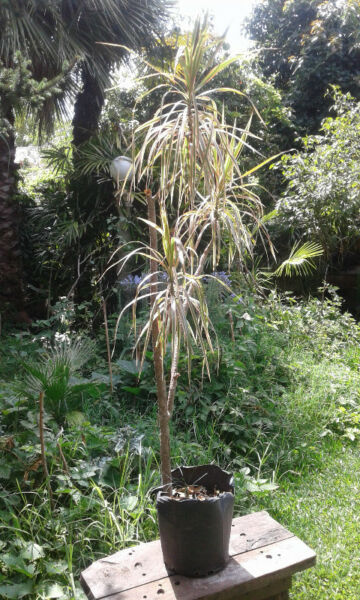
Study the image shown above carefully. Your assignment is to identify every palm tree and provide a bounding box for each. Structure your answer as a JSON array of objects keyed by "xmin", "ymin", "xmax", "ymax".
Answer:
[
  {"xmin": 115, "ymin": 20, "xmax": 274, "ymax": 488},
  {"xmin": 0, "ymin": 0, "xmax": 74, "ymax": 317},
  {"xmin": 0, "ymin": 0, "xmax": 77, "ymax": 316},
  {"xmin": 68, "ymin": 0, "xmax": 172, "ymax": 146},
  {"xmin": 117, "ymin": 20, "xmax": 323, "ymax": 490},
  {"xmin": 0, "ymin": 108, "xmax": 23, "ymax": 316},
  {"xmin": 0, "ymin": 0, "xmax": 172, "ymax": 317}
]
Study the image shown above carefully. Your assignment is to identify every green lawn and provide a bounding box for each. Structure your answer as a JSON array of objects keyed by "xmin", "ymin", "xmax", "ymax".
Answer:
[{"xmin": 250, "ymin": 440, "xmax": 360, "ymax": 599}]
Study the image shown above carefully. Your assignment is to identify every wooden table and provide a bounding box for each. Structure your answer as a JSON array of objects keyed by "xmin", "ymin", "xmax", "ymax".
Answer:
[{"xmin": 80, "ymin": 511, "xmax": 316, "ymax": 600}]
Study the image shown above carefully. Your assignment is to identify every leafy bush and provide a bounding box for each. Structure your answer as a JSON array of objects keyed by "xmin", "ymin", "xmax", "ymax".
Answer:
[
  {"xmin": 276, "ymin": 90, "xmax": 360, "ymax": 260},
  {"xmin": 172, "ymin": 285, "xmax": 360, "ymax": 475}
]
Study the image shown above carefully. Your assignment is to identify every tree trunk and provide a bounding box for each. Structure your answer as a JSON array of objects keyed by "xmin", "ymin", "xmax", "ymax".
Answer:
[
  {"xmin": 70, "ymin": 64, "xmax": 107, "ymax": 303},
  {"xmin": 72, "ymin": 64, "xmax": 105, "ymax": 147},
  {"xmin": 146, "ymin": 190, "xmax": 172, "ymax": 492},
  {"xmin": 0, "ymin": 110, "xmax": 26, "ymax": 316}
]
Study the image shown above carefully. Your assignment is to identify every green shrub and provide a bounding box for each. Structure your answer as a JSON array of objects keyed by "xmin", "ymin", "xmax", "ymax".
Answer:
[{"xmin": 276, "ymin": 90, "xmax": 360, "ymax": 260}]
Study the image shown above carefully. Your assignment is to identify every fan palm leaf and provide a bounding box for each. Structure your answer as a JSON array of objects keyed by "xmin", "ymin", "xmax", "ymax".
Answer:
[{"xmin": 274, "ymin": 241, "xmax": 324, "ymax": 277}]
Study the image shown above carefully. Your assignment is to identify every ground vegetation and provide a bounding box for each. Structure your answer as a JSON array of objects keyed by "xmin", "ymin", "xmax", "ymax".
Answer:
[{"xmin": 1, "ymin": 4, "xmax": 360, "ymax": 599}]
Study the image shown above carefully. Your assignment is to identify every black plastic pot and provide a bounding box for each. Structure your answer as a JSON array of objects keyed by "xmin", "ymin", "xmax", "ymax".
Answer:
[{"xmin": 156, "ymin": 464, "xmax": 234, "ymax": 577}]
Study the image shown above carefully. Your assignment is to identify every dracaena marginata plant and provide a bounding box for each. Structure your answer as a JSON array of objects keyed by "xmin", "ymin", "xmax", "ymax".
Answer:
[{"xmin": 111, "ymin": 20, "xmax": 278, "ymax": 493}]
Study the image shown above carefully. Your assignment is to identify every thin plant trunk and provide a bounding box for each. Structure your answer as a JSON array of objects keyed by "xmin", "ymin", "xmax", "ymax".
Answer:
[
  {"xmin": 145, "ymin": 189, "xmax": 172, "ymax": 492},
  {"xmin": 228, "ymin": 310, "xmax": 235, "ymax": 343},
  {"xmin": 57, "ymin": 430, "xmax": 69, "ymax": 475},
  {"xmin": 102, "ymin": 297, "xmax": 113, "ymax": 394},
  {"xmin": 39, "ymin": 392, "xmax": 53, "ymax": 510},
  {"xmin": 167, "ymin": 329, "xmax": 180, "ymax": 415}
]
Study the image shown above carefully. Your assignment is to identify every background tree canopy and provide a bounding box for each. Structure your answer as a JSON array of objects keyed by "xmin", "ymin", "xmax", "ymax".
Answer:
[
  {"xmin": 2, "ymin": 0, "xmax": 360, "ymax": 320},
  {"xmin": 246, "ymin": 0, "xmax": 360, "ymax": 135},
  {"xmin": 0, "ymin": 0, "xmax": 172, "ymax": 318}
]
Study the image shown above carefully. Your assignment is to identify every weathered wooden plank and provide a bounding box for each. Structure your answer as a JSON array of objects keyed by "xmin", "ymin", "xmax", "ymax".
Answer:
[
  {"xmin": 236, "ymin": 577, "xmax": 291, "ymax": 600},
  {"xmin": 229, "ymin": 512, "xmax": 293, "ymax": 555},
  {"xmin": 84, "ymin": 536, "xmax": 315, "ymax": 600},
  {"xmin": 80, "ymin": 540, "xmax": 164, "ymax": 600},
  {"xmin": 80, "ymin": 512, "xmax": 294, "ymax": 600}
]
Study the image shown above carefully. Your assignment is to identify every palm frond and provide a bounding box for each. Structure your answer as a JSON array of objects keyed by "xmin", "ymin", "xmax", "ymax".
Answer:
[
  {"xmin": 274, "ymin": 241, "xmax": 323, "ymax": 277},
  {"xmin": 42, "ymin": 145, "xmax": 73, "ymax": 175}
]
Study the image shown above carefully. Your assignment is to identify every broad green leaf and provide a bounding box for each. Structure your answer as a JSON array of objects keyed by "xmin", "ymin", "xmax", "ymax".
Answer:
[
  {"xmin": 20, "ymin": 542, "xmax": 45, "ymax": 561},
  {"xmin": 36, "ymin": 582, "xmax": 65, "ymax": 598},
  {"xmin": 245, "ymin": 481, "xmax": 279, "ymax": 492},
  {"xmin": 0, "ymin": 582, "xmax": 34, "ymax": 598},
  {"xmin": 66, "ymin": 411, "xmax": 86, "ymax": 426},
  {"xmin": 0, "ymin": 553, "xmax": 35, "ymax": 577},
  {"xmin": 122, "ymin": 386, "xmax": 141, "ymax": 396},
  {"xmin": 241, "ymin": 312, "xmax": 253, "ymax": 321},
  {"xmin": 44, "ymin": 560, "xmax": 68, "ymax": 575},
  {"xmin": 116, "ymin": 360, "xmax": 141, "ymax": 375},
  {"xmin": 120, "ymin": 495, "xmax": 138, "ymax": 511}
]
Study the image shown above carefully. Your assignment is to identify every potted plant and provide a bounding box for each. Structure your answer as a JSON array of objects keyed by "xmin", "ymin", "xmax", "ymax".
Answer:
[{"xmin": 113, "ymin": 19, "xmax": 274, "ymax": 576}]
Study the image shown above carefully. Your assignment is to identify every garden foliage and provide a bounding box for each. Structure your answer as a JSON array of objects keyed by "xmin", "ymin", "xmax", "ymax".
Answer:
[
  {"xmin": 1, "ymin": 286, "xmax": 359, "ymax": 598},
  {"xmin": 276, "ymin": 90, "xmax": 360, "ymax": 260}
]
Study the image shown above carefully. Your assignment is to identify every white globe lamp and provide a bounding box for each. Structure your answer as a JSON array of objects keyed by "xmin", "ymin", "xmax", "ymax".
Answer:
[{"xmin": 110, "ymin": 156, "xmax": 133, "ymax": 189}]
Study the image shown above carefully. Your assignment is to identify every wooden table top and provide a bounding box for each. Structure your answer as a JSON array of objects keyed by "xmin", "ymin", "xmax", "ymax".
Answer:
[{"xmin": 80, "ymin": 510, "xmax": 316, "ymax": 600}]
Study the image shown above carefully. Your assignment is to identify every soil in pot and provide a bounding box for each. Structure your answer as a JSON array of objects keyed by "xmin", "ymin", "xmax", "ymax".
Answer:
[{"xmin": 156, "ymin": 464, "xmax": 234, "ymax": 577}]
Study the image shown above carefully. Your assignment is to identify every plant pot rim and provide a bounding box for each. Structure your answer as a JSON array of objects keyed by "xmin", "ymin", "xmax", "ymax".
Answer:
[
  {"xmin": 152, "ymin": 463, "xmax": 234, "ymax": 497},
  {"xmin": 156, "ymin": 490, "xmax": 234, "ymax": 504}
]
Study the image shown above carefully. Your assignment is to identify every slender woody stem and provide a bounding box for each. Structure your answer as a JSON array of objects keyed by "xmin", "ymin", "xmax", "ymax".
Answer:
[
  {"xmin": 102, "ymin": 297, "xmax": 113, "ymax": 394},
  {"xmin": 145, "ymin": 189, "xmax": 172, "ymax": 493},
  {"xmin": 167, "ymin": 329, "xmax": 180, "ymax": 416},
  {"xmin": 39, "ymin": 391, "xmax": 53, "ymax": 510}
]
